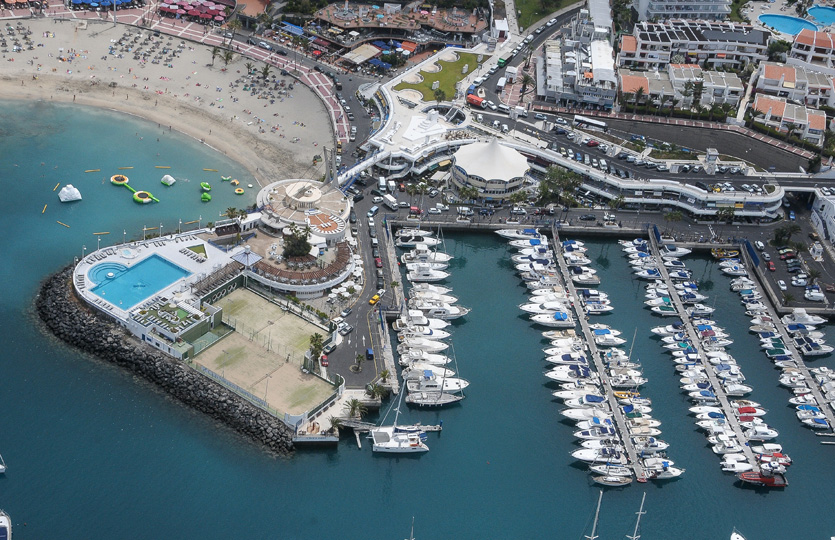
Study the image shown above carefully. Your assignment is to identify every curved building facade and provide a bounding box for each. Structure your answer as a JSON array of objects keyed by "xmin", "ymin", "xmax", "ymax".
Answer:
[{"xmin": 450, "ymin": 138, "xmax": 530, "ymax": 200}]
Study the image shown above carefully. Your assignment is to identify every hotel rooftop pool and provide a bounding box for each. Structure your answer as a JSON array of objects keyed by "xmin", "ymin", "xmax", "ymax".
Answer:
[
  {"xmin": 809, "ymin": 5, "xmax": 835, "ymax": 25},
  {"xmin": 90, "ymin": 254, "xmax": 191, "ymax": 309},
  {"xmin": 759, "ymin": 14, "xmax": 818, "ymax": 34}
]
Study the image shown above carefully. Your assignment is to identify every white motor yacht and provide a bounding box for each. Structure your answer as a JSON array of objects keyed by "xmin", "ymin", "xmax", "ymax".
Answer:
[
  {"xmin": 410, "ymin": 283, "xmax": 452, "ymax": 295},
  {"xmin": 393, "ymin": 310, "xmax": 451, "ymax": 331},
  {"xmin": 396, "ymin": 235, "xmax": 441, "ymax": 249},
  {"xmin": 402, "ymin": 363, "xmax": 455, "ymax": 379},
  {"xmin": 397, "ymin": 326, "xmax": 451, "ymax": 341},
  {"xmin": 397, "ymin": 337, "xmax": 448, "ymax": 353},
  {"xmin": 0, "ymin": 509, "xmax": 11, "ymax": 540},
  {"xmin": 496, "ymin": 228, "xmax": 542, "ymax": 240},
  {"xmin": 406, "ymin": 261, "xmax": 449, "ymax": 272},
  {"xmin": 406, "ymin": 263, "xmax": 450, "ymax": 282},
  {"xmin": 409, "ymin": 291, "xmax": 458, "ymax": 304},
  {"xmin": 659, "ymin": 244, "xmax": 692, "ymax": 257},
  {"xmin": 398, "ymin": 349, "xmax": 452, "ymax": 366},
  {"xmin": 782, "ymin": 308, "xmax": 827, "ymax": 326},
  {"xmin": 520, "ymin": 300, "xmax": 572, "ymax": 314},
  {"xmin": 531, "ymin": 311, "xmax": 575, "ymax": 328},
  {"xmin": 409, "ymin": 302, "xmax": 470, "ymax": 320},
  {"xmin": 405, "ymin": 371, "xmax": 469, "ymax": 393},
  {"xmin": 401, "ymin": 243, "xmax": 453, "ymax": 265}
]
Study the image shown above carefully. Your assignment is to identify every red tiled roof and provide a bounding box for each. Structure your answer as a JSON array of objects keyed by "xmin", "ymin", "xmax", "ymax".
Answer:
[
  {"xmin": 620, "ymin": 73, "xmax": 649, "ymax": 94},
  {"xmin": 753, "ymin": 94, "xmax": 787, "ymax": 118},
  {"xmin": 763, "ymin": 63, "xmax": 796, "ymax": 84},
  {"xmin": 620, "ymin": 35, "xmax": 637, "ymax": 54}
]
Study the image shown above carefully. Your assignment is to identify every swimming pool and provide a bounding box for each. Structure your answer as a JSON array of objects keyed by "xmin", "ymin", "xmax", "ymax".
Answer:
[
  {"xmin": 759, "ymin": 14, "xmax": 818, "ymax": 34},
  {"xmin": 90, "ymin": 254, "xmax": 190, "ymax": 308},
  {"xmin": 809, "ymin": 5, "xmax": 835, "ymax": 25}
]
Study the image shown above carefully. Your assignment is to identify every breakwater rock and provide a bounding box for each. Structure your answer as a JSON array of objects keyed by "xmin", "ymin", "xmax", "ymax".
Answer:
[{"xmin": 36, "ymin": 266, "xmax": 294, "ymax": 455}]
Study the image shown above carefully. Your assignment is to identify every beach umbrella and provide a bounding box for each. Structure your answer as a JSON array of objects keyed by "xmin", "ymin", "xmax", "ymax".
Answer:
[
  {"xmin": 199, "ymin": 11, "xmax": 211, "ymax": 18},
  {"xmin": 376, "ymin": 13, "xmax": 383, "ymax": 18},
  {"xmin": 177, "ymin": 9, "xmax": 186, "ymax": 14},
  {"xmin": 372, "ymin": 4, "xmax": 379, "ymax": 8},
  {"xmin": 188, "ymin": 8, "xmax": 198, "ymax": 15},
  {"xmin": 213, "ymin": 15, "xmax": 223, "ymax": 20}
]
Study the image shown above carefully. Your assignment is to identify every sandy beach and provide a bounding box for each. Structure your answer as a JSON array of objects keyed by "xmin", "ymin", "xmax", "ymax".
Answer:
[{"xmin": 0, "ymin": 17, "xmax": 335, "ymax": 186}]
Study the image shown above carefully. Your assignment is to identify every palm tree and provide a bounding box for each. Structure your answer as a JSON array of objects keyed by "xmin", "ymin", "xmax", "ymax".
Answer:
[
  {"xmin": 309, "ymin": 332, "xmax": 324, "ymax": 362},
  {"xmin": 664, "ymin": 210, "xmax": 683, "ymax": 233},
  {"xmin": 225, "ymin": 206, "xmax": 238, "ymax": 219},
  {"xmin": 668, "ymin": 98, "xmax": 680, "ymax": 118},
  {"xmin": 520, "ymin": 73, "xmax": 536, "ymax": 102},
  {"xmin": 260, "ymin": 64, "xmax": 272, "ymax": 80},
  {"xmin": 621, "ymin": 92, "xmax": 634, "ymax": 113},
  {"xmin": 719, "ymin": 102, "xmax": 735, "ymax": 121},
  {"xmin": 328, "ymin": 416, "xmax": 343, "ymax": 430},
  {"xmin": 782, "ymin": 292, "xmax": 795, "ymax": 305},
  {"xmin": 509, "ymin": 190, "xmax": 528, "ymax": 205},
  {"xmin": 222, "ymin": 50, "xmax": 235, "ymax": 66},
  {"xmin": 366, "ymin": 383, "xmax": 389, "ymax": 400},
  {"xmin": 716, "ymin": 206, "xmax": 735, "ymax": 224},
  {"xmin": 343, "ymin": 398, "xmax": 367, "ymax": 418},
  {"xmin": 784, "ymin": 122, "xmax": 800, "ymax": 142},
  {"xmin": 608, "ymin": 195, "xmax": 625, "ymax": 211},
  {"xmin": 209, "ymin": 46, "xmax": 219, "ymax": 66},
  {"xmin": 633, "ymin": 86, "xmax": 646, "ymax": 114},
  {"xmin": 226, "ymin": 19, "xmax": 241, "ymax": 48},
  {"xmin": 459, "ymin": 185, "xmax": 479, "ymax": 202},
  {"xmin": 807, "ymin": 268, "xmax": 821, "ymax": 285},
  {"xmin": 433, "ymin": 88, "xmax": 447, "ymax": 104},
  {"xmin": 244, "ymin": 61, "xmax": 254, "ymax": 74},
  {"xmin": 773, "ymin": 223, "xmax": 801, "ymax": 245},
  {"xmin": 682, "ymin": 81, "xmax": 694, "ymax": 116},
  {"xmin": 379, "ymin": 369, "xmax": 391, "ymax": 383}
]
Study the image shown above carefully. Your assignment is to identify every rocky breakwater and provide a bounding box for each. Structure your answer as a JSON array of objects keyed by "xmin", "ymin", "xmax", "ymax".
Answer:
[{"xmin": 36, "ymin": 266, "xmax": 294, "ymax": 454}]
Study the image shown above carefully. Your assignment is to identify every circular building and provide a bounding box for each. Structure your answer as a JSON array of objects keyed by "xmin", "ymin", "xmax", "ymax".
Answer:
[
  {"xmin": 257, "ymin": 179, "xmax": 350, "ymax": 245},
  {"xmin": 450, "ymin": 138, "xmax": 530, "ymax": 200}
]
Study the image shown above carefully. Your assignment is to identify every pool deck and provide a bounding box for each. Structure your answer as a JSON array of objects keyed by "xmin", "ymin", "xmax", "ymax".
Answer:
[
  {"xmin": 749, "ymin": 1, "xmax": 833, "ymax": 40},
  {"xmin": 73, "ymin": 230, "xmax": 237, "ymax": 320}
]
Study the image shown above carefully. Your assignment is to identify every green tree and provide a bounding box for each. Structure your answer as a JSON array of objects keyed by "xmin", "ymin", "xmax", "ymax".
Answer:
[
  {"xmin": 222, "ymin": 50, "xmax": 235, "ymax": 66},
  {"xmin": 309, "ymin": 332, "xmax": 324, "ymax": 362},
  {"xmin": 282, "ymin": 223, "xmax": 312, "ymax": 257},
  {"xmin": 633, "ymin": 86, "xmax": 646, "ymax": 114},
  {"xmin": 226, "ymin": 19, "xmax": 242, "ymax": 48},
  {"xmin": 459, "ymin": 185, "xmax": 479, "ymax": 202},
  {"xmin": 225, "ymin": 207, "xmax": 238, "ymax": 219},
  {"xmin": 608, "ymin": 195, "xmax": 625, "ymax": 210},
  {"xmin": 260, "ymin": 64, "xmax": 273, "ymax": 80},
  {"xmin": 807, "ymin": 268, "xmax": 821, "ymax": 285},
  {"xmin": 716, "ymin": 206, "xmax": 736, "ymax": 223},
  {"xmin": 540, "ymin": 165, "xmax": 582, "ymax": 204},
  {"xmin": 520, "ymin": 73, "xmax": 536, "ymax": 101},
  {"xmin": 209, "ymin": 46, "xmax": 219, "ymax": 66},
  {"xmin": 379, "ymin": 369, "xmax": 391, "ymax": 383},
  {"xmin": 343, "ymin": 398, "xmax": 367, "ymax": 418},
  {"xmin": 244, "ymin": 61, "xmax": 254, "ymax": 74},
  {"xmin": 692, "ymin": 81, "xmax": 704, "ymax": 110},
  {"xmin": 773, "ymin": 223, "xmax": 801, "ymax": 245},
  {"xmin": 433, "ymin": 88, "xmax": 447, "ymax": 104},
  {"xmin": 508, "ymin": 190, "xmax": 528, "ymax": 205},
  {"xmin": 664, "ymin": 210, "xmax": 683, "ymax": 233},
  {"xmin": 782, "ymin": 292, "xmax": 795, "ymax": 305},
  {"xmin": 366, "ymin": 383, "xmax": 389, "ymax": 400},
  {"xmin": 768, "ymin": 40, "xmax": 791, "ymax": 61}
]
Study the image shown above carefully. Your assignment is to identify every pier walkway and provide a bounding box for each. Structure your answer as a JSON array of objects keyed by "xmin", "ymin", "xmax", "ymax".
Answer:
[
  {"xmin": 551, "ymin": 225, "xmax": 647, "ymax": 482},
  {"xmin": 736, "ymin": 249, "xmax": 835, "ymax": 436},
  {"xmin": 646, "ymin": 234, "xmax": 759, "ymax": 470}
]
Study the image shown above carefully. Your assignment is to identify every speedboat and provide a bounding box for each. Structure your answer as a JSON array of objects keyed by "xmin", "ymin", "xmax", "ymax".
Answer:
[
  {"xmin": 401, "ymin": 243, "xmax": 453, "ymax": 265},
  {"xmin": 651, "ymin": 322, "xmax": 686, "ymax": 336},
  {"xmin": 396, "ymin": 235, "xmax": 441, "ymax": 249},
  {"xmin": 619, "ymin": 238, "xmax": 647, "ymax": 248},
  {"xmin": 631, "ymin": 436, "xmax": 669, "ymax": 453},
  {"xmin": 565, "ymin": 394, "xmax": 609, "ymax": 409},
  {"xmin": 751, "ymin": 443, "xmax": 782, "ymax": 454},
  {"xmin": 723, "ymin": 382, "xmax": 753, "ymax": 396},
  {"xmin": 687, "ymin": 304, "xmax": 716, "ymax": 317},
  {"xmin": 496, "ymin": 228, "xmax": 541, "ymax": 240},
  {"xmin": 509, "ymin": 237, "xmax": 546, "ymax": 249},
  {"xmin": 781, "ymin": 308, "xmax": 826, "ymax": 326},
  {"xmin": 410, "ymin": 283, "xmax": 452, "ymax": 295},
  {"xmin": 394, "ymin": 310, "xmax": 451, "ymax": 331},
  {"xmin": 545, "ymin": 352, "xmax": 589, "ymax": 365},
  {"xmin": 408, "ymin": 261, "xmax": 451, "ymax": 272},
  {"xmin": 721, "ymin": 265, "xmax": 748, "ymax": 276},
  {"xmin": 531, "ymin": 311, "xmax": 575, "ymax": 328},
  {"xmin": 659, "ymin": 244, "xmax": 692, "ymax": 258},
  {"xmin": 544, "ymin": 365, "xmax": 598, "ymax": 384},
  {"xmin": 406, "ymin": 263, "xmax": 450, "ymax": 282},
  {"xmin": 722, "ymin": 460, "xmax": 754, "ymax": 473},
  {"xmin": 401, "ymin": 364, "xmax": 455, "ymax": 379},
  {"xmin": 409, "ymin": 290, "xmax": 459, "ymax": 304},
  {"xmin": 651, "ymin": 305, "xmax": 679, "ymax": 317},
  {"xmin": 744, "ymin": 425, "xmax": 779, "ymax": 441},
  {"xmin": 397, "ymin": 326, "xmax": 451, "ymax": 341},
  {"xmin": 585, "ymin": 302, "xmax": 614, "ymax": 315},
  {"xmin": 646, "ymin": 465, "xmax": 684, "ymax": 480},
  {"xmin": 737, "ymin": 470, "xmax": 788, "ymax": 488},
  {"xmin": 571, "ymin": 447, "xmax": 627, "ymax": 464},
  {"xmin": 405, "ymin": 371, "xmax": 469, "ymax": 393},
  {"xmin": 574, "ymin": 427, "xmax": 618, "ymax": 440},
  {"xmin": 520, "ymin": 300, "xmax": 572, "ymax": 314},
  {"xmin": 553, "ymin": 386, "xmax": 601, "ymax": 400},
  {"xmin": 593, "ymin": 330, "xmax": 626, "ymax": 347},
  {"xmin": 398, "ymin": 349, "xmax": 452, "ymax": 366},
  {"xmin": 802, "ymin": 417, "xmax": 830, "ymax": 429},
  {"xmin": 635, "ymin": 268, "xmax": 662, "ymax": 280},
  {"xmin": 579, "ymin": 439, "xmax": 622, "ymax": 451},
  {"xmin": 397, "ymin": 337, "xmax": 448, "ymax": 353},
  {"xmin": 409, "ymin": 302, "xmax": 470, "ymax": 320},
  {"xmin": 0, "ymin": 509, "xmax": 11, "ymax": 540},
  {"xmin": 564, "ymin": 253, "xmax": 592, "ymax": 266}
]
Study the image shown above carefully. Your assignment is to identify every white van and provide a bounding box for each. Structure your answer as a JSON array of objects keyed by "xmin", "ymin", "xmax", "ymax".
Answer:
[
  {"xmin": 599, "ymin": 159, "xmax": 608, "ymax": 171},
  {"xmin": 498, "ymin": 103, "xmax": 511, "ymax": 114},
  {"xmin": 501, "ymin": 124, "xmax": 509, "ymax": 133},
  {"xmin": 524, "ymin": 34, "xmax": 534, "ymax": 43},
  {"xmin": 367, "ymin": 206, "xmax": 379, "ymax": 217}
]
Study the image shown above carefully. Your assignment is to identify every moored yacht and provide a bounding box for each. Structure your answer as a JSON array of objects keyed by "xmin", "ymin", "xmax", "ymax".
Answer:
[
  {"xmin": 406, "ymin": 263, "xmax": 450, "ymax": 282},
  {"xmin": 496, "ymin": 228, "xmax": 542, "ymax": 240}
]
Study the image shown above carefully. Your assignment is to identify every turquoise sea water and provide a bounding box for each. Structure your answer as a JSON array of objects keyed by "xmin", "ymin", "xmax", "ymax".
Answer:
[
  {"xmin": 809, "ymin": 5, "xmax": 835, "ymax": 25},
  {"xmin": 758, "ymin": 14, "xmax": 818, "ymax": 34},
  {"xmin": 2, "ymin": 100, "xmax": 835, "ymax": 539}
]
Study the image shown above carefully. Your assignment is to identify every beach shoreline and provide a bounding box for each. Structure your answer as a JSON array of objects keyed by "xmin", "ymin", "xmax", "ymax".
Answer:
[{"xmin": 0, "ymin": 18, "xmax": 334, "ymax": 186}]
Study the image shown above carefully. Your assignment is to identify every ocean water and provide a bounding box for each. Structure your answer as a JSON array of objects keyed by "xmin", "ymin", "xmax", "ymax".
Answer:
[{"xmin": 2, "ymin": 101, "xmax": 835, "ymax": 539}]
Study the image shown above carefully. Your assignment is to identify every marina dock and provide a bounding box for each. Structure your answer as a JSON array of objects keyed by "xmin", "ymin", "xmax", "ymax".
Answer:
[
  {"xmin": 646, "ymin": 233, "xmax": 759, "ymax": 470},
  {"xmin": 550, "ymin": 225, "xmax": 647, "ymax": 482}
]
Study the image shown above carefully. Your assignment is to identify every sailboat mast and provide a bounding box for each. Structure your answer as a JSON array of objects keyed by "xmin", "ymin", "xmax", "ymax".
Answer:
[
  {"xmin": 626, "ymin": 492, "xmax": 647, "ymax": 540},
  {"xmin": 585, "ymin": 490, "xmax": 603, "ymax": 540}
]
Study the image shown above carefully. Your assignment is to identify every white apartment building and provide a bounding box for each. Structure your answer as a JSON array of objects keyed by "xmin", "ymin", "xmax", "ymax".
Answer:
[
  {"xmin": 536, "ymin": 0, "xmax": 617, "ymax": 108},
  {"xmin": 617, "ymin": 20, "xmax": 769, "ymax": 71},
  {"xmin": 751, "ymin": 94, "xmax": 827, "ymax": 146},
  {"xmin": 635, "ymin": 0, "xmax": 730, "ymax": 21},
  {"xmin": 754, "ymin": 61, "xmax": 833, "ymax": 107},
  {"xmin": 667, "ymin": 64, "xmax": 743, "ymax": 107},
  {"xmin": 788, "ymin": 29, "xmax": 835, "ymax": 76}
]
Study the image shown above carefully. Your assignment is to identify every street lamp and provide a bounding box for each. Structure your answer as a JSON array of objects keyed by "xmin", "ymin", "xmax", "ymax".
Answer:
[
  {"xmin": 82, "ymin": 245, "xmax": 87, "ymax": 258},
  {"xmin": 123, "ymin": 229, "xmax": 126, "ymax": 245},
  {"xmin": 97, "ymin": 236, "xmax": 101, "ymax": 252}
]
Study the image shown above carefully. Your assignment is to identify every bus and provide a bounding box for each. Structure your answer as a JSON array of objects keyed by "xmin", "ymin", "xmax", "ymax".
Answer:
[
  {"xmin": 572, "ymin": 114, "xmax": 608, "ymax": 132},
  {"xmin": 497, "ymin": 56, "xmax": 510, "ymax": 68}
]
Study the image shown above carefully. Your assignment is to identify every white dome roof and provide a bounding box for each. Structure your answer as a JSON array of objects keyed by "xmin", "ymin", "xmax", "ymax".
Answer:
[{"xmin": 453, "ymin": 138, "xmax": 529, "ymax": 182}]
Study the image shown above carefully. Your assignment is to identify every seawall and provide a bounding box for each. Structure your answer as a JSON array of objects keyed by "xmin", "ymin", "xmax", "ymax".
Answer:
[{"xmin": 36, "ymin": 266, "xmax": 295, "ymax": 455}]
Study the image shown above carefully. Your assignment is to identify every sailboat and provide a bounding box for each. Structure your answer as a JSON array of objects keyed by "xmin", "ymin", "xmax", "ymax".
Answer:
[
  {"xmin": 626, "ymin": 493, "xmax": 646, "ymax": 540},
  {"xmin": 584, "ymin": 490, "xmax": 603, "ymax": 540},
  {"xmin": 370, "ymin": 388, "xmax": 429, "ymax": 454},
  {"xmin": 730, "ymin": 527, "xmax": 747, "ymax": 540}
]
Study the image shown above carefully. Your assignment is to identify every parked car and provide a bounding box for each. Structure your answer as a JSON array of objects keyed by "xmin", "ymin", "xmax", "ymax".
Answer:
[
  {"xmin": 320, "ymin": 355, "xmax": 329, "ymax": 367},
  {"xmin": 754, "ymin": 240, "xmax": 765, "ymax": 251},
  {"xmin": 767, "ymin": 261, "xmax": 776, "ymax": 272},
  {"xmin": 375, "ymin": 257, "xmax": 383, "ymax": 268},
  {"xmin": 762, "ymin": 252, "xmax": 771, "ymax": 262},
  {"xmin": 340, "ymin": 307, "xmax": 352, "ymax": 317},
  {"xmin": 429, "ymin": 207, "xmax": 442, "ymax": 214},
  {"xmin": 579, "ymin": 214, "xmax": 596, "ymax": 221},
  {"xmin": 777, "ymin": 280, "xmax": 787, "ymax": 291}
]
